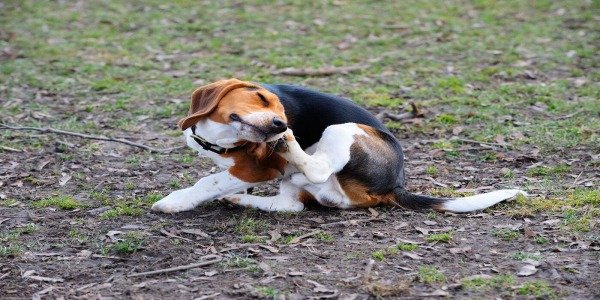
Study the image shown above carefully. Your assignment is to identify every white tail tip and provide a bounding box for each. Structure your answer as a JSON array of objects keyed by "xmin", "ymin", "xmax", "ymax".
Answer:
[{"xmin": 442, "ymin": 189, "xmax": 527, "ymax": 213}]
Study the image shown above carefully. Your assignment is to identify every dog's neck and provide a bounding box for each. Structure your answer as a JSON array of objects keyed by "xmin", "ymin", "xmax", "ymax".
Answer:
[{"xmin": 188, "ymin": 119, "xmax": 240, "ymax": 148}]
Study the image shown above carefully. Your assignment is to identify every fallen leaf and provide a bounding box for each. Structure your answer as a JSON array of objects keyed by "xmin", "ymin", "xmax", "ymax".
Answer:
[
  {"xmin": 415, "ymin": 227, "xmax": 429, "ymax": 235},
  {"xmin": 418, "ymin": 289, "xmax": 449, "ymax": 297},
  {"xmin": 288, "ymin": 271, "xmax": 305, "ymax": 277},
  {"xmin": 258, "ymin": 245, "xmax": 279, "ymax": 253},
  {"xmin": 403, "ymin": 252, "xmax": 423, "ymax": 260},
  {"xmin": 106, "ymin": 230, "xmax": 123, "ymax": 242},
  {"xmin": 452, "ymin": 126, "xmax": 464, "ymax": 135},
  {"xmin": 368, "ymin": 207, "xmax": 380, "ymax": 218},
  {"xmin": 258, "ymin": 262, "xmax": 273, "ymax": 275},
  {"xmin": 423, "ymin": 220, "xmax": 438, "ymax": 226},
  {"xmin": 517, "ymin": 265, "xmax": 538, "ymax": 276},
  {"xmin": 542, "ymin": 219, "xmax": 561, "ymax": 225},
  {"xmin": 449, "ymin": 246, "xmax": 472, "ymax": 254},
  {"xmin": 180, "ymin": 228, "xmax": 210, "ymax": 237},
  {"xmin": 58, "ymin": 173, "xmax": 71, "ymax": 186}
]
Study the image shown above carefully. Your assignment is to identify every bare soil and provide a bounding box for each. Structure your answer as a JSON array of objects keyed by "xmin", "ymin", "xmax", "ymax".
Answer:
[{"xmin": 1, "ymin": 108, "xmax": 598, "ymax": 299}]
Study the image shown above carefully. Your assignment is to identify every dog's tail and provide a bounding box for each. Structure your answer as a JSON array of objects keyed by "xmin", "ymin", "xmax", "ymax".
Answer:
[{"xmin": 391, "ymin": 187, "xmax": 526, "ymax": 213}]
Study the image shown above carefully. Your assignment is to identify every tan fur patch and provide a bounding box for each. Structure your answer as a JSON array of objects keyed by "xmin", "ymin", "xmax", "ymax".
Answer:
[
  {"xmin": 298, "ymin": 190, "xmax": 316, "ymax": 204},
  {"xmin": 224, "ymin": 149, "xmax": 288, "ymax": 183},
  {"xmin": 338, "ymin": 178, "xmax": 387, "ymax": 208}
]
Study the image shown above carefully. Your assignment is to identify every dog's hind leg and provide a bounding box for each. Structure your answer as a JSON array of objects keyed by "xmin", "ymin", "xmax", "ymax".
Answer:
[
  {"xmin": 280, "ymin": 124, "xmax": 367, "ymax": 184},
  {"xmin": 223, "ymin": 178, "xmax": 306, "ymax": 212}
]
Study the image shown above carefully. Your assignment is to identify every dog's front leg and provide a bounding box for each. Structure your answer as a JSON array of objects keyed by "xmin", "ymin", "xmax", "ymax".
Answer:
[{"xmin": 151, "ymin": 171, "xmax": 255, "ymax": 213}]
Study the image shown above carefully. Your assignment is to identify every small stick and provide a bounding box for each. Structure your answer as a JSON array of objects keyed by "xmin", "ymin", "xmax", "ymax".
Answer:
[
  {"xmin": 451, "ymin": 137, "xmax": 507, "ymax": 147},
  {"xmin": 288, "ymin": 230, "xmax": 321, "ymax": 244},
  {"xmin": 320, "ymin": 217, "xmax": 379, "ymax": 228},
  {"xmin": 126, "ymin": 257, "xmax": 222, "ymax": 277},
  {"xmin": 271, "ymin": 64, "xmax": 367, "ymax": 76},
  {"xmin": 160, "ymin": 229, "xmax": 193, "ymax": 243},
  {"xmin": 0, "ymin": 123, "xmax": 182, "ymax": 153}
]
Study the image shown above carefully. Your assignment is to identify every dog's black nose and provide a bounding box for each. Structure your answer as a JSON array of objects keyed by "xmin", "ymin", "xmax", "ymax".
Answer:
[{"xmin": 270, "ymin": 117, "xmax": 287, "ymax": 133}]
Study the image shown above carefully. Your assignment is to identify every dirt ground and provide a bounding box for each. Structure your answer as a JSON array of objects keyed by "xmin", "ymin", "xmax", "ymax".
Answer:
[
  {"xmin": 1, "ymin": 114, "xmax": 598, "ymax": 299},
  {"xmin": 1, "ymin": 1, "xmax": 599, "ymax": 299}
]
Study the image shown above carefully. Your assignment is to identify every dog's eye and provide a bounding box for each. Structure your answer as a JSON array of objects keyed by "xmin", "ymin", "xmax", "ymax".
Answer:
[{"xmin": 257, "ymin": 92, "xmax": 269, "ymax": 107}]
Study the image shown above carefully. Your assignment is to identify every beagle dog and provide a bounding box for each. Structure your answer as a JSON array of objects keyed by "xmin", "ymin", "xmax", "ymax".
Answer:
[{"xmin": 151, "ymin": 78, "xmax": 525, "ymax": 213}]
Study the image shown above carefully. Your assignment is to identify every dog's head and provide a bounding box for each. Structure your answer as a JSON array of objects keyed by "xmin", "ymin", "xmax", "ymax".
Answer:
[{"xmin": 178, "ymin": 78, "xmax": 287, "ymax": 143}]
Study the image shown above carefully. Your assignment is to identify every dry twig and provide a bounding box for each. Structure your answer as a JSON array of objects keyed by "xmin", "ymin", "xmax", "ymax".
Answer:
[
  {"xmin": 271, "ymin": 64, "xmax": 368, "ymax": 76},
  {"xmin": 376, "ymin": 102, "xmax": 423, "ymax": 123},
  {"xmin": 126, "ymin": 257, "xmax": 222, "ymax": 277},
  {"xmin": 450, "ymin": 137, "xmax": 507, "ymax": 148},
  {"xmin": 0, "ymin": 123, "xmax": 182, "ymax": 153}
]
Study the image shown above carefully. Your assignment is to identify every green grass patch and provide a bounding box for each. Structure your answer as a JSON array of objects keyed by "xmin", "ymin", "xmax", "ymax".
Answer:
[
  {"xmin": 397, "ymin": 242, "xmax": 419, "ymax": 251},
  {"xmin": 241, "ymin": 235, "xmax": 267, "ymax": 243},
  {"xmin": 371, "ymin": 250, "xmax": 386, "ymax": 261},
  {"xmin": 462, "ymin": 274, "xmax": 515, "ymax": 290},
  {"xmin": 315, "ymin": 231, "xmax": 334, "ymax": 243},
  {"xmin": 33, "ymin": 195, "xmax": 81, "ymax": 210},
  {"xmin": 0, "ymin": 223, "xmax": 38, "ymax": 257},
  {"xmin": 527, "ymin": 164, "xmax": 571, "ymax": 177},
  {"xmin": 512, "ymin": 252, "xmax": 541, "ymax": 261},
  {"xmin": 426, "ymin": 233, "xmax": 452, "ymax": 243},
  {"xmin": 220, "ymin": 257, "xmax": 260, "ymax": 273},
  {"xmin": 99, "ymin": 193, "xmax": 162, "ymax": 220},
  {"xmin": 235, "ymin": 217, "xmax": 269, "ymax": 235},
  {"xmin": 425, "ymin": 166, "xmax": 438, "ymax": 176},
  {"xmin": 0, "ymin": 199, "xmax": 19, "ymax": 207},
  {"xmin": 534, "ymin": 236, "xmax": 549, "ymax": 245},
  {"xmin": 111, "ymin": 232, "xmax": 145, "ymax": 254},
  {"xmin": 418, "ymin": 266, "xmax": 446, "ymax": 284},
  {"xmin": 492, "ymin": 228, "xmax": 520, "ymax": 241},
  {"xmin": 256, "ymin": 286, "xmax": 280, "ymax": 298},
  {"xmin": 517, "ymin": 280, "xmax": 558, "ymax": 299}
]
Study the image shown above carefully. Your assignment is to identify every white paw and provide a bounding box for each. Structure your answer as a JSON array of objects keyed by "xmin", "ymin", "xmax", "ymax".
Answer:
[
  {"xmin": 290, "ymin": 173, "xmax": 311, "ymax": 186},
  {"xmin": 151, "ymin": 189, "xmax": 196, "ymax": 213},
  {"xmin": 305, "ymin": 170, "xmax": 331, "ymax": 184}
]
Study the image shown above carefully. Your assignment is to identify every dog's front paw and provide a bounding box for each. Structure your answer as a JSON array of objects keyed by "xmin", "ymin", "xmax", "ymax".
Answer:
[
  {"xmin": 283, "ymin": 128, "xmax": 295, "ymax": 142},
  {"xmin": 151, "ymin": 189, "xmax": 196, "ymax": 213}
]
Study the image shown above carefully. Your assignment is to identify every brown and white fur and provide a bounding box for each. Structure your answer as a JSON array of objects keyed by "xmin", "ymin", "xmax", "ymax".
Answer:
[{"xmin": 151, "ymin": 79, "xmax": 526, "ymax": 213}]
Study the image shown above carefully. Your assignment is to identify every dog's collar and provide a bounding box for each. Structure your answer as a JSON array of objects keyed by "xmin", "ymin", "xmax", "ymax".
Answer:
[{"xmin": 190, "ymin": 125, "xmax": 242, "ymax": 154}]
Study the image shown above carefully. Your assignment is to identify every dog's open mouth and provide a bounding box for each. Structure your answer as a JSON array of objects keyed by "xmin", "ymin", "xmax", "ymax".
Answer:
[{"xmin": 233, "ymin": 120, "xmax": 284, "ymax": 143}]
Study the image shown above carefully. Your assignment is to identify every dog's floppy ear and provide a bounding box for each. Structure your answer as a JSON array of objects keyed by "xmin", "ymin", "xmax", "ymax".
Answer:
[{"xmin": 178, "ymin": 78, "xmax": 256, "ymax": 130}]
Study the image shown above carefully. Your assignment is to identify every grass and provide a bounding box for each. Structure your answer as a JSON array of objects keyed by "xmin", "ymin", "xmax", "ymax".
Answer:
[
  {"xmin": 256, "ymin": 286, "xmax": 280, "ymax": 298},
  {"xmin": 492, "ymin": 228, "xmax": 520, "ymax": 241},
  {"xmin": 235, "ymin": 217, "xmax": 269, "ymax": 235},
  {"xmin": 517, "ymin": 280, "xmax": 558, "ymax": 299},
  {"xmin": 33, "ymin": 195, "xmax": 81, "ymax": 210},
  {"xmin": 0, "ymin": 1, "xmax": 597, "ymax": 297},
  {"xmin": 512, "ymin": 252, "xmax": 541, "ymax": 261},
  {"xmin": 111, "ymin": 232, "xmax": 145, "ymax": 254},
  {"xmin": 397, "ymin": 242, "xmax": 419, "ymax": 251},
  {"xmin": 0, "ymin": 223, "xmax": 38, "ymax": 257},
  {"xmin": 500, "ymin": 190, "xmax": 599, "ymax": 233},
  {"xmin": 371, "ymin": 250, "xmax": 386, "ymax": 261},
  {"xmin": 417, "ymin": 266, "xmax": 446, "ymax": 284},
  {"xmin": 462, "ymin": 274, "xmax": 515, "ymax": 290},
  {"xmin": 0, "ymin": 0, "xmax": 597, "ymax": 157},
  {"xmin": 241, "ymin": 235, "xmax": 267, "ymax": 243},
  {"xmin": 0, "ymin": 199, "xmax": 19, "ymax": 207},
  {"xmin": 315, "ymin": 231, "xmax": 334, "ymax": 243},
  {"xmin": 426, "ymin": 233, "xmax": 452, "ymax": 243},
  {"xmin": 220, "ymin": 257, "xmax": 260, "ymax": 273},
  {"xmin": 100, "ymin": 192, "xmax": 163, "ymax": 219}
]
